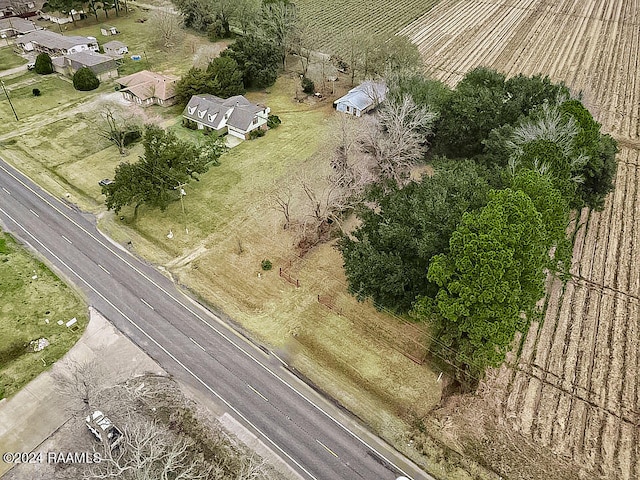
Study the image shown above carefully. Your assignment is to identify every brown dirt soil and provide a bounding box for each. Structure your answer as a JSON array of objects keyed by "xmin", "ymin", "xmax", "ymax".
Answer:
[{"xmin": 400, "ymin": 0, "xmax": 640, "ymax": 478}]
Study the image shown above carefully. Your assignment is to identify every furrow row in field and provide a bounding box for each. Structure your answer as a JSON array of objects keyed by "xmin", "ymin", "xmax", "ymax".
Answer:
[
  {"xmin": 297, "ymin": 0, "xmax": 440, "ymax": 56},
  {"xmin": 400, "ymin": 1, "xmax": 640, "ymax": 477},
  {"xmin": 509, "ymin": 155, "xmax": 640, "ymax": 478},
  {"xmin": 403, "ymin": 0, "xmax": 640, "ymax": 139}
]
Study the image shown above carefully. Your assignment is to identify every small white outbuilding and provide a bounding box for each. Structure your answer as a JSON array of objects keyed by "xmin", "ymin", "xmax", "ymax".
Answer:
[{"xmin": 334, "ymin": 80, "xmax": 387, "ymax": 117}]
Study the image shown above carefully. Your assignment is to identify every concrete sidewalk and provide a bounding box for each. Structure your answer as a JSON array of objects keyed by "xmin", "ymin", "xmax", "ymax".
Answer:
[
  {"xmin": 0, "ymin": 307, "xmax": 165, "ymax": 478},
  {"xmin": 0, "ymin": 308, "xmax": 303, "ymax": 480}
]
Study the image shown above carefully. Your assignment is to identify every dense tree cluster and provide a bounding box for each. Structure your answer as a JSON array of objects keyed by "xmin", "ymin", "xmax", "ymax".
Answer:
[
  {"xmin": 103, "ymin": 125, "xmax": 225, "ymax": 216},
  {"xmin": 175, "ymin": 57, "xmax": 245, "ymax": 105},
  {"xmin": 339, "ymin": 68, "xmax": 618, "ymax": 384},
  {"xmin": 220, "ymin": 35, "xmax": 281, "ymax": 88},
  {"xmin": 172, "ymin": 0, "xmax": 296, "ymax": 92}
]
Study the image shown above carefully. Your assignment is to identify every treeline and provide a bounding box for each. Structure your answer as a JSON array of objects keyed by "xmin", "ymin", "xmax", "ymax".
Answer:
[
  {"xmin": 170, "ymin": 0, "xmax": 298, "ymax": 95},
  {"xmin": 339, "ymin": 68, "xmax": 617, "ymax": 386}
]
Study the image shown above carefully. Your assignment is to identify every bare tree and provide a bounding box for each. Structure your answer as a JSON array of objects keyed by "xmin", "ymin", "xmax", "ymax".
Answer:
[
  {"xmin": 85, "ymin": 419, "xmax": 221, "ymax": 480},
  {"xmin": 149, "ymin": 10, "xmax": 183, "ymax": 49},
  {"xmin": 236, "ymin": 0, "xmax": 261, "ymax": 34},
  {"xmin": 291, "ymin": 18, "xmax": 320, "ymax": 77},
  {"xmin": 268, "ymin": 183, "xmax": 293, "ymax": 229},
  {"xmin": 260, "ymin": 0, "xmax": 298, "ymax": 69},
  {"xmin": 362, "ymin": 94, "xmax": 438, "ymax": 186},
  {"xmin": 51, "ymin": 359, "xmax": 104, "ymax": 413},
  {"xmin": 92, "ymin": 105, "xmax": 142, "ymax": 155}
]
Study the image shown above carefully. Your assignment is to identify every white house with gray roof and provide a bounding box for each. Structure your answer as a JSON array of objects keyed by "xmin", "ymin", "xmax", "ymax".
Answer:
[
  {"xmin": 0, "ymin": 17, "xmax": 40, "ymax": 38},
  {"xmin": 17, "ymin": 30, "xmax": 98, "ymax": 56},
  {"xmin": 334, "ymin": 80, "xmax": 387, "ymax": 117},
  {"xmin": 183, "ymin": 94, "xmax": 270, "ymax": 140}
]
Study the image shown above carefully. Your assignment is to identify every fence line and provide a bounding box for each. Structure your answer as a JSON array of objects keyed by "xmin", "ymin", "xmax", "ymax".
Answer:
[{"xmin": 279, "ymin": 267, "xmax": 299, "ymax": 288}]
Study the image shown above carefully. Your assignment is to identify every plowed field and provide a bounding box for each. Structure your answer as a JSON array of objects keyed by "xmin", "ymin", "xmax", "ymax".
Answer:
[{"xmin": 400, "ymin": 1, "xmax": 640, "ymax": 478}]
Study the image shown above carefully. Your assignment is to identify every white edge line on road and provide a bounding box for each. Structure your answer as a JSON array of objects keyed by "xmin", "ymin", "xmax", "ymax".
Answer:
[
  {"xmin": 140, "ymin": 298, "xmax": 155, "ymax": 310},
  {"xmin": 29, "ymin": 209, "xmax": 39, "ymax": 218},
  {"xmin": 2, "ymin": 187, "xmax": 10, "ymax": 195},
  {"xmin": 271, "ymin": 352, "xmax": 289, "ymax": 368},
  {"xmin": 189, "ymin": 337, "xmax": 206, "ymax": 352},
  {"xmin": 0, "ymin": 161, "xmax": 418, "ymax": 480},
  {"xmin": 0, "ymin": 206, "xmax": 319, "ymax": 480},
  {"xmin": 316, "ymin": 439, "xmax": 339, "ymax": 459},
  {"xmin": 98, "ymin": 264, "xmax": 110, "ymax": 275},
  {"xmin": 61, "ymin": 235, "xmax": 72, "ymax": 244},
  {"xmin": 247, "ymin": 384, "xmax": 269, "ymax": 402}
]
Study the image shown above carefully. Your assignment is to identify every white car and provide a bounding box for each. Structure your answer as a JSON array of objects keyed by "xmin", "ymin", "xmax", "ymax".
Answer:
[
  {"xmin": 26, "ymin": 62, "xmax": 35, "ymax": 70},
  {"xmin": 86, "ymin": 410, "xmax": 123, "ymax": 449}
]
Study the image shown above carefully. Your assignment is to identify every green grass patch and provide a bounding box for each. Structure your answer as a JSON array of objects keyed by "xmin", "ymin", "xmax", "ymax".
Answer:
[
  {"xmin": 0, "ymin": 46, "xmax": 27, "ymax": 70},
  {"xmin": 56, "ymin": 13, "xmax": 217, "ymax": 76},
  {"xmin": 296, "ymin": 0, "xmax": 440, "ymax": 55},
  {"xmin": 0, "ymin": 232, "xmax": 87, "ymax": 399},
  {"xmin": 0, "ymin": 74, "xmax": 110, "ymax": 134}
]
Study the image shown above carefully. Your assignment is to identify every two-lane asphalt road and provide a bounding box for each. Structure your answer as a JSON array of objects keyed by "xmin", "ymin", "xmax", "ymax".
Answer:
[{"xmin": 0, "ymin": 158, "xmax": 431, "ymax": 480}]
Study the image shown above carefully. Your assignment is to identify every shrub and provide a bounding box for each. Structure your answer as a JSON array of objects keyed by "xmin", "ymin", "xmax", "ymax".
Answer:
[
  {"xmin": 34, "ymin": 53, "xmax": 54, "ymax": 74},
  {"xmin": 32, "ymin": 88, "xmax": 41, "ymax": 96},
  {"xmin": 248, "ymin": 129, "xmax": 265, "ymax": 140},
  {"xmin": 301, "ymin": 76, "xmax": 314, "ymax": 94},
  {"xmin": 182, "ymin": 118, "xmax": 198, "ymax": 130},
  {"xmin": 207, "ymin": 20, "xmax": 225, "ymax": 41},
  {"xmin": 261, "ymin": 259, "xmax": 272, "ymax": 271},
  {"xmin": 267, "ymin": 114, "xmax": 281, "ymax": 129},
  {"xmin": 73, "ymin": 67, "xmax": 100, "ymax": 91}
]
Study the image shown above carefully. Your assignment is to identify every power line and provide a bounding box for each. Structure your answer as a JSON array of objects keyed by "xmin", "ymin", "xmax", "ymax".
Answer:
[{"xmin": 106, "ymin": 130, "xmax": 486, "ymax": 378}]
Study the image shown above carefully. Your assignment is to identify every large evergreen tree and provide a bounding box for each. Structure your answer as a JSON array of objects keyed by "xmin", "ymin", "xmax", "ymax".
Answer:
[
  {"xmin": 34, "ymin": 52, "xmax": 54, "ymax": 75},
  {"xmin": 417, "ymin": 189, "xmax": 548, "ymax": 379},
  {"xmin": 339, "ymin": 160, "xmax": 490, "ymax": 312},
  {"xmin": 221, "ymin": 35, "xmax": 280, "ymax": 88}
]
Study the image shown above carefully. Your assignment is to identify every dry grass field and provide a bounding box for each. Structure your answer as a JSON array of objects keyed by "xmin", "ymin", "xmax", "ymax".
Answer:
[{"xmin": 399, "ymin": 0, "xmax": 640, "ymax": 478}]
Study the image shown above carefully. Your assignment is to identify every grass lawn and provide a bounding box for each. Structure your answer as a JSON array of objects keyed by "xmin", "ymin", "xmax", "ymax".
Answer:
[
  {"xmin": 0, "ymin": 74, "xmax": 112, "ymax": 136},
  {"xmin": 98, "ymin": 76, "xmax": 441, "ymax": 439},
  {"xmin": 0, "ymin": 232, "xmax": 87, "ymax": 399},
  {"xmin": 0, "ymin": 46, "xmax": 27, "ymax": 70},
  {"xmin": 55, "ymin": 12, "xmax": 217, "ymax": 76},
  {"xmin": 0, "ymin": 62, "xmax": 442, "ymax": 467}
]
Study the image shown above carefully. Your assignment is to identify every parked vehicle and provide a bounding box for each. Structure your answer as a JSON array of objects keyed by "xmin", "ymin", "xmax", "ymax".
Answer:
[
  {"xmin": 98, "ymin": 178, "xmax": 113, "ymax": 187},
  {"xmin": 86, "ymin": 410, "xmax": 123, "ymax": 449},
  {"xmin": 27, "ymin": 62, "xmax": 35, "ymax": 70}
]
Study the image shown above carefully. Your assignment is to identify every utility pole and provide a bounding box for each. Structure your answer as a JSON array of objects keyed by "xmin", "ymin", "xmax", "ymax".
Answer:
[
  {"xmin": 1, "ymin": 80, "xmax": 18, "ymax": 121},
  {"xmin": 176, "ymin": 182, "xmax": 188, "ymax": 234}
]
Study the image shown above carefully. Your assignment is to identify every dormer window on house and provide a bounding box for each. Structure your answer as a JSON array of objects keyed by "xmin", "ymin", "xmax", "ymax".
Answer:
[
  {"xmin": 198, "ymin": 110, "xmax": 205, "ymax": 119},
  {"xmin": 188, "ymin": 106, "xmax": 196, "ymax": 115},
  {"xmin": 208, "ymin": 113, "xmax": 216, "ymax": 122}
]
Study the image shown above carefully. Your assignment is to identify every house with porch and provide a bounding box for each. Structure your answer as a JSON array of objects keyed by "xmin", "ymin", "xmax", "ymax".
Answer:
[
  {"xmin": 182, "ymin": 94, "xmax": 270, "ymax": 140},
  {"xmin": 0, "ymin": 0, "xmax": 41, "ymax": 18},
  {"xmin": 117, "ymin": 70, "xmax": 178, "ymax": 107}
]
